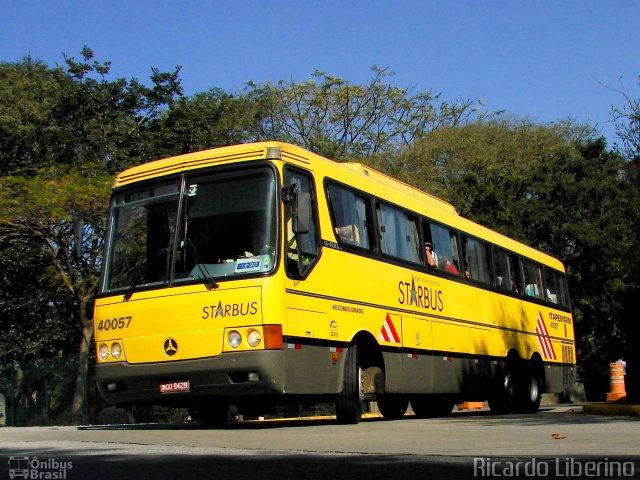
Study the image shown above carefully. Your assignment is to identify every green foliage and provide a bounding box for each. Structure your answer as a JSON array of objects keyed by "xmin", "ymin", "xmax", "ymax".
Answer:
[
  {"xmin": 151, "ymin": 88, "xmax": 262, "ymax": 157},
  {"xmin": 0, "ymin": 57, "xmax": 73, "ymax": 175},
  {"xmin": 0, "ymin": 47, "xmax": 182, "ymax": 422},
  {"xmin": 0, "ymin": 243, "xmax": 78, "ymax": 361}
]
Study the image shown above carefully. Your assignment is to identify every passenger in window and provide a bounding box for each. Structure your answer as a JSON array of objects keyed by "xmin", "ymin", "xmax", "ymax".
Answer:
[
  {"xmin": 511, "ymin": 276, "xmax": 519, "ymax": 293},
  {"xmin": 443, "ymin": 257, "xmax": 459, "ymax": 275},
  {"xmin": 335, "ymin": 225, "xmax": 360, "ymax": 244},
  {"xmin": 425, "ymin": 242, "xmax": 438, "ymax": 268}
]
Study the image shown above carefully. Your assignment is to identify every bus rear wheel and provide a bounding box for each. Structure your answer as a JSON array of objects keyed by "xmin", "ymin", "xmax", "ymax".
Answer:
[
  {"xmin": 514, "ymin": 369, "xmax": 542, "ymax": 414},
  {"xmin": 377, "ymin": 394, "xmax": 409, "ymax": 420},
  {"xmin": 489, "ymin": 370, "xmax": 516, "ymax": 415},
  {"xmin": 336, "ymin": 345, "xmax": 362, "ymax": 424}
]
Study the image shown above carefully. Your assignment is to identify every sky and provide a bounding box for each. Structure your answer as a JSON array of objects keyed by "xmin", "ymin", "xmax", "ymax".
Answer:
[{"xmin": 1, "ymin": 0, "xmax": 638, "ymax": 146}]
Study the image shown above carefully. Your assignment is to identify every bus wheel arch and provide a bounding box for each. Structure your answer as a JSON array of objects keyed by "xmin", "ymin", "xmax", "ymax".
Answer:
[
  {"xmin": 351, "ymin": 331, "xmax": 408, "ymax": 420},
  {"xmin": 335, "ymin": 331, "xmax": 385, "ymax": 424},
  {"xmin": 344, "ymin": 331, "xmax": 384, "ymax": 396}
]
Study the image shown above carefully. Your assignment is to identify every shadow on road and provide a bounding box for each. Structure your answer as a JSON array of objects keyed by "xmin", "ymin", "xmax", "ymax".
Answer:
[
  {"xmin": 2, "ymin": 445, "xmax": 639, "ymax": 480},
  {"xmin": 75, "ymin": 406, "xmax": 636, "ymax": 432}
]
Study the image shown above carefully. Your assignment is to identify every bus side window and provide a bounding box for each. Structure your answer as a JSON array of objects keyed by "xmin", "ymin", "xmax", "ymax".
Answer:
[
  {"xmin": 556, "ymin": 272, "xmax": 570, "ymax": 307},
  {"xmin": 522, "ymin": 260, "xmax": 543, "ymax": 299},
  {"xmin": 327, "ymin": 184, "xmax": 373, "ymax": 249},
  {"xmin": 429, "ymin": 223, "xmax": 461, "ymax": 275},
  {"xmin": 543, "ymin": 267, "xmax": 559, "ymax": 304},
  {"xmin": 376, "ymin": 203, "xmax": 421, "ymax": 264},
  {"xmin": 423, "ymin": 220, "xmax": 437, "ymax": 268},
  {"xmin": 284, "ymin": 169, "xmax": 320, "ymax": 278},
  {"xmin": 462, "ymin": 236, "xmax": 492, "ymax": 284},
  {"xmin": 494, "ymin": 249, "xmax": 521, "ymax": 293}
]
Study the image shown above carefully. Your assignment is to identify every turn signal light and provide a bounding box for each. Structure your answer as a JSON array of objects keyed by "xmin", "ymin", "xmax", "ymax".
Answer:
[{"xmin": 263, "ymin": 325, "xmax": 283, "ymax": 350}]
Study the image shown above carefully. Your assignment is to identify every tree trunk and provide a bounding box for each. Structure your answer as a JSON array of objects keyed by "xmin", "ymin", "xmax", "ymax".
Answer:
[{"xmin": 71, "ymin": 296, "xmax": 93, "ymax": 425}]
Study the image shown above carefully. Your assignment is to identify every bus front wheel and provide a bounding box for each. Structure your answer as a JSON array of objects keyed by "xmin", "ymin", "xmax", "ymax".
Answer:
[{"xmin": 336, "ymin": 345, "xmax": 362, "ymax": 424}]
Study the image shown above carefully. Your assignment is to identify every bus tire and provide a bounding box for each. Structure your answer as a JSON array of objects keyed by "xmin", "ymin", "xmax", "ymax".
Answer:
[
  {"xmin": 336, "ymin": 345, "xmax": 362, "ymax": 424},
  {"xmin": 411, "ymin": 396, "xmax": 454, "ymax": 418},
  {"xmin": 489, "ymin": 369, "xmax": 516, "ymax": 415},
  {"xmin": 377, "ymin": 394, "xmax": 409, "ymax": 420},
  {"xmin": 514, "ymin": 369, "xmax": 542, "ymax": 414},
  {"xmin": 197, "ymin": 403, "xmax": 229, "ymax": 428}
]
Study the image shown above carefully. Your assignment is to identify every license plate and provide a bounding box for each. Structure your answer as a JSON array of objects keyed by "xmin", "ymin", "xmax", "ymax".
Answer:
[{"xmin": 159, "ymin": 380, "xmax": 190, "ymax": 393}]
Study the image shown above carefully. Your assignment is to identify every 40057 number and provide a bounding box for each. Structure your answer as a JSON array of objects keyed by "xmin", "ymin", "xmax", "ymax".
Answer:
[{"xmin": 97, "ymin": 316, "xmax": 132, "ymax": 331}]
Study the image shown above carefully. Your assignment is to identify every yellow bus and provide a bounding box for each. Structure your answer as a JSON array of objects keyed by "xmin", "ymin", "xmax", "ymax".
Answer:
[{"xmin": 94, "ymin": 141, "xmax": 576, "ymax": 425}]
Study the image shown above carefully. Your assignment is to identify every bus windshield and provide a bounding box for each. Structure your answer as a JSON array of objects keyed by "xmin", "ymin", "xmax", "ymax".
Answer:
[{"xmin": 103, "ymin": 166, "xmax": 278, "ymax": 293}]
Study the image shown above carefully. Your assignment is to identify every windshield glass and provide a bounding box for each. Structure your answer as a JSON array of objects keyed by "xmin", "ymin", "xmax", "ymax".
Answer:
[
  {"xmin": 173, "ymin": 168, "xmax": 277, "ymax": 283},
  {"xmin": 105, "ymin": 183, "xmax": 180, "ymax": 291},
  {"xmin": 102, "ymin": 166, "xmax": 277, "ymax": 294}
]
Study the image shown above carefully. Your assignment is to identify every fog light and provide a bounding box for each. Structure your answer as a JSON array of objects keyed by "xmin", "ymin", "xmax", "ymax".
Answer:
[
  {"xmin": 248, "ymin": 372, "xmax": 261, "ymax": 382},
  {"xmin": 106, "ymin": 382, "xmax": 118, "ymax": 392},
  {"xmin": 247, "ymin": 329, "xmax": 262, "ymax": 347},
  {"xmin": 98, "ymin": 344, "xmax": 109, "ymax": 361},
  {"xmin": 111, "ymin": 342, "xmax": 122, "ymax": 359},
  {"xmin": 228, "ymin": 330, "xmax": 242, "ymax": 348}
]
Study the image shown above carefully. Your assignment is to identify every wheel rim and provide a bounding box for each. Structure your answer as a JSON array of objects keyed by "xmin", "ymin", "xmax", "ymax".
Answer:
[
  {"xmin": 528, "ymin": 376, "xmax": 540, "ymax": 403},
  {"xmin": 504, "ymin": 373, "xmax": 514, "ymax": 396}
]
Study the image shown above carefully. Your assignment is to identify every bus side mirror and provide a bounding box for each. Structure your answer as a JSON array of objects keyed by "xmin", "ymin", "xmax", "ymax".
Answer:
[{"xmin": 292, "ymin": 191, "xmax": 312, "ymax": 234}]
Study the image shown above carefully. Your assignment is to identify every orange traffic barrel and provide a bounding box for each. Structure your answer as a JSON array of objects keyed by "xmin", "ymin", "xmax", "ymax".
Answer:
[
  {"xmin": 457, "ymin": 401, "xmax": 485, "ymax": 411},
  {"xmin": 606, "ymin": 362, "xmax": 627, "ymax": 402}
]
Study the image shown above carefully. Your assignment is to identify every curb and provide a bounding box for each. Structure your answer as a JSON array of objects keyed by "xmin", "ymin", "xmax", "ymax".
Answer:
[{"xmin": 583, "ymin": 403, "xmax": 640, "ymax": 417}]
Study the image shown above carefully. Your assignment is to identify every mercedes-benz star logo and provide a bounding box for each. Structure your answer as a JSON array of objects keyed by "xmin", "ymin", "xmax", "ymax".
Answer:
[{"xmin": 164, "ymin": 338, "xmax": 178, "ymax": 356}]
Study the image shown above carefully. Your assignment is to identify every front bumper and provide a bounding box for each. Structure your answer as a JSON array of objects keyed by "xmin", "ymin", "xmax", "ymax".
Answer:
[{"xmin": 96, "ymin": 350, "xmax": 285, "ymax": 405}]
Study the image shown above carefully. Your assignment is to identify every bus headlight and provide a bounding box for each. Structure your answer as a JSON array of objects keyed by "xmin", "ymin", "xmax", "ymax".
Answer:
[
  {"xmin": 111, "ymin": 342, "xmax": 123, "ymax": 359},
  {"xmin": 228, "ymin": 331, "xmax": 242, "ymax": 348},
  {"xmin": 98, "ymin": 344, "xmax": 109, "ymax": 361},
  {"xmin": 247, "ymin": 329, "xmax": 262, "ymax": 347}
]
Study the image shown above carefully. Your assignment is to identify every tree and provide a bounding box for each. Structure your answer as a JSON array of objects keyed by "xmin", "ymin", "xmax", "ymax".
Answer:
[
  {"xmin": 151, "ymin": 88, "xmax": 264, "ymax": 157},
  {"xmin": 0, "ymin": 166, "xmax": 111, "ymax": 421},
  {"xmin": 0, "ymin": 48, "xmax": 183, "ymax": 422},
  {"xmin": 0, "ymin": 57, "xmax": 73, "ymax": 175},
  {"xmin": 245, "ymin": 67, "xmax": 497, "ymax": 160},
  {"xmin": 60, "ymin": 46, "xmax": 183, "ymax": 172},
  {"xmin": 607, "ymin": 75, "xmax": 640, "ymax": 162},
  {"xmin": 608, "ymin": 76, "xmax": 640, "ymax": 398}
]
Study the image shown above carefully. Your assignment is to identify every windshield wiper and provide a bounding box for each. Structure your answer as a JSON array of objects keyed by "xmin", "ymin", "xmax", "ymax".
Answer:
[
  {"xmin": 123, "ymin": 248, "xmax": 169, "ymax": 301},
  {"xmin": 186, "ymin": 238, "xmax": 218, "ymax": 290}
]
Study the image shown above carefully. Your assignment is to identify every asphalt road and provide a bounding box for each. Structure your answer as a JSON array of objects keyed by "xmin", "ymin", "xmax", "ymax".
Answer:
[{"xmin": 1, "ymin": 406, "xmax": 639, "ymax": 480}]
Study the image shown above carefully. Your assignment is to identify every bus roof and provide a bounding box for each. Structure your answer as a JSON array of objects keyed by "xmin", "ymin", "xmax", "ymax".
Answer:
[{"xmin": 113, "ymin": 141, "xmax": 564, "ymax": 271}]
